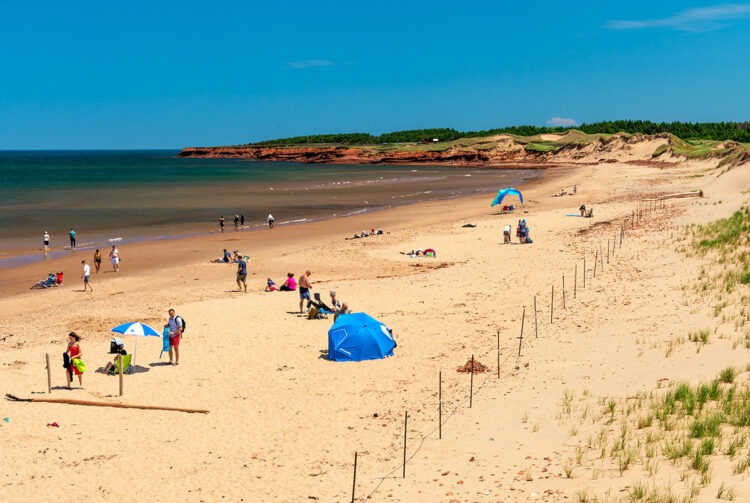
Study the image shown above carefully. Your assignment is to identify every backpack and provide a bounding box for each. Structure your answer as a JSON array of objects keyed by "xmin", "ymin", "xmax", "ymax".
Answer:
[{"xmin": 175, "ymin": 315, "xmax": 185, "ymax": 334}]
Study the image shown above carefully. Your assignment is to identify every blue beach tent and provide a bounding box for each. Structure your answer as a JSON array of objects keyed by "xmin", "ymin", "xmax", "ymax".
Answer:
[
  {"xmin": 490, "ymin": 187, "xmax": 523, "ymax": 207},
  {"xmin": 327, "ymin": 312, "xmax": 396, "ymax": 362}
]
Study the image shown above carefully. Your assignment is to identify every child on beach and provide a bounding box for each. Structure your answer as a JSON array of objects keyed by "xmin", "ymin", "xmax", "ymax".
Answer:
[{"xmin": 265, "ymin": 278, "xmax": 276, "ymax": 291}]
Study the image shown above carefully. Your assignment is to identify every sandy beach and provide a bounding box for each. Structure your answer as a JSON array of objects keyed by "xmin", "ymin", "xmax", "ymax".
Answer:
[{"xmin": 3, "ymin": 157, "xmax": 750, "ymax": 502}]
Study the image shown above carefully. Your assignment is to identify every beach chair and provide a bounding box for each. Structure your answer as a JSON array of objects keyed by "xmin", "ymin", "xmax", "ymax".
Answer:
[
  {"xmin": 585, "ymin": 207, "xmax": 594, "ymax": 218},
  {"xmin": 308, "ymin": 293, "xmax": 333, "ymax": 319},
  {"xmin": 108, "ymin": 354, "xmax": 132, "ymax": 375}
]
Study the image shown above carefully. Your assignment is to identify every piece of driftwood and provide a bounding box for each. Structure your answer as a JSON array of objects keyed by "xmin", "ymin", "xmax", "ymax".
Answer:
[
  {"xmin": 644, "ymin": 190, "xmax": 703, "ymax": 201},
  {"xmin": 5, "ymin": 394, "xmax": 208, "ymax": 414}
]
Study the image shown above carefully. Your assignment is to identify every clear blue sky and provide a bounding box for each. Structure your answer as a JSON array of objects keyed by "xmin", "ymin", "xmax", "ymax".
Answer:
[{"xmin": 2, "ymin": 1, "xmax": 749, "ymax": 149}]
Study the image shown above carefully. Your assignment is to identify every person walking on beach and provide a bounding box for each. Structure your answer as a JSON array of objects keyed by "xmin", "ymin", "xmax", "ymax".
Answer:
[
  {"xmin": 43, "ymin": 231, "xmax": 50, "ymax": 252},
  {"xmin": 165, "ymin": 308, "xmax": 183, "ymax": 365},
  {"xmin": 267, "ymin": 214, "xmax": 274, "ymax": 229},
  {"xmin": 219, "ymin": 215, "xmax": 225, "ymax": 232},
  {"xmin": 65, "ymin": 332, "xmax": 84, "ymax": 388},
  {"xmin": 81, "ymin": 260, "xmax": 93, "ymax": 292},
  {"xmin": 109, "ymin": 245, "xmax": 120, "ymax": 272},
  {"xmin": 93, "ymin": 248, "xmax": 102, "ymax": 272},
  {"xmin": 503, "ymin": 223, "xmax": 512, "ymax": 244},
  {"xmin": 69, "ymin": 228, "xmax": 76, "ymax": 249},
  {"xmin": 234, "ymin": 214, "xmax": 240, "ymax": 231},
  {"xmin": 298, "ymin": 270, "xmax": 312, "ymax": 314},
  {"xmin": 236, "ymin": 255, "xmax": 248, "ymax": 292},
  {"xmin": 240, "ymin": 214, "xmax": 245, "ymax": 227}
]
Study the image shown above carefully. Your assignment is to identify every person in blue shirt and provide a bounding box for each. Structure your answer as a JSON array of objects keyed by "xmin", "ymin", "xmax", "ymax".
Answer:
[{"xmin": 236, "ymin": 256, "xmax": 248, "ymax": 292}]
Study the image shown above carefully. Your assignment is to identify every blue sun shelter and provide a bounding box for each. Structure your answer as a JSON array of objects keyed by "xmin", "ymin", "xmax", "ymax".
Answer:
[
  {"xmin": 490, "ymin": 187, "xmax": 523, "ymax": 207},
  {"xmin": 327, "ymin": 312, "xmax": 396, "ymax": 362}
]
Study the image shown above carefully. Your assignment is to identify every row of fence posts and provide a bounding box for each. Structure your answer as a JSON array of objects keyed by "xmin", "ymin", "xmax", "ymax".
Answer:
[{"xmin": 350, "ymin": 199, "xmax": 663, "ymax": 502}]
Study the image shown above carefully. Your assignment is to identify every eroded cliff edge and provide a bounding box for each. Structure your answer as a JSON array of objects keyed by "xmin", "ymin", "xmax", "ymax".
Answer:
[{"xmin": 179, "ymin": 132, "xmax": 750, "ymax": 167}]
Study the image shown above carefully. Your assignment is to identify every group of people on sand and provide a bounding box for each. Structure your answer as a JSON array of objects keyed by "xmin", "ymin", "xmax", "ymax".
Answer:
[
  {"xmin": 552, "ymin": 185, "xmax": 577, "ymax": 197},
  {"xmin": 62, "ymin": 307, "xmax": 185, "ymax": 389},
  {"xmin": 348, "ymin": 228, "xmax": 384, "ymax": 239},
  {"xmin": 33, "ymin": 239, "xmax": 121, "ymax": 292},
  {"xmin": 400, "ymin": 248, "xmax": 436, "ymax": 258},
  {"xmin": 264, "ymin": 270, "xmax": 351, "ymax": 320},
  {"xmin": 211, "ymin": 249, "xmax": 246, "ymax": 264},
  {"xmin": 31, "ymin": 271, "xmax": 64, "ymax": 289},
  {"xmin": 502, "ymin": 220, "xmax": 533, "ymax": 244}
]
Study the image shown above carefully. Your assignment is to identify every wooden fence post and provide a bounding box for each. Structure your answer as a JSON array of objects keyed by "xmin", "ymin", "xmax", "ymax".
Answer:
[{"xmin": 46, "ymin": 353, "xmax": 52, "ymax": 394}]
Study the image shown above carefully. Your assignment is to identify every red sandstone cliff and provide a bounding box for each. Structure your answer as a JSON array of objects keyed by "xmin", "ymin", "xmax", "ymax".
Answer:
[{"xmin": 179, "ymin": 132, "xmax": 736, "ymax": 166}]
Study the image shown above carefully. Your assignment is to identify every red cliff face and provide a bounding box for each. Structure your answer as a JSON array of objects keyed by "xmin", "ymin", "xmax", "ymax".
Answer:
[
  {"xmin": 178, "ymin": 145, "xmax": 534, "ymax": 165},
  {"xmin": 177, "ymin": 133, "xmax": 688, "ymax": 166}
]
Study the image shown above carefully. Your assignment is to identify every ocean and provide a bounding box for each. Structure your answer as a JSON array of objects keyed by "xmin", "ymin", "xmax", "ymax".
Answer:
[{"xmin": 0, "ymin": 150, "xmax": 541, "ymax": 267}]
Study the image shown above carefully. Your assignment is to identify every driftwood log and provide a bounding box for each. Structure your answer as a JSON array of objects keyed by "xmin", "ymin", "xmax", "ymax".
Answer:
[
  {"xmin": 5, "ymin": 394, "xmax": 208, "ymax": 414},
  {"xmin": 644, "ymin": 190, "xmax": 703, "ymax": 201}
]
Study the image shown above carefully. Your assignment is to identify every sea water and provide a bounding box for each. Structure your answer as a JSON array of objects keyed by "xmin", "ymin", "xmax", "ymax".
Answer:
[{"xmin": 0, "ymin": 150, "xmax": 541, "ymax": 267}]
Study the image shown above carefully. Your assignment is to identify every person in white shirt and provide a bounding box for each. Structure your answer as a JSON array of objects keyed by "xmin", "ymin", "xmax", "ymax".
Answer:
[
  {"xmin": 503, "ymin": 224, "xmax": 512, "ymax": 244},
  {"xmin": 267, "ymin": 214, "xmax": 275, "ymax": 229},
  {"xmin": 81, "ymin": 259, "xmax": 93, "ymax": 292},
  {"xmin": 43, "ymin": 231, "xmax": 50, "ymax": 252}
]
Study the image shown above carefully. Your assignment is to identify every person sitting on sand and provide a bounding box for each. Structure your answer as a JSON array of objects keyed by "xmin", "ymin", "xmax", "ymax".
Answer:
[
  {"xmin": 334, "ymin": 302, "xmax": 351, "ymax": 321},
  {"xmin": 265, "ymin": 278, "xmax": 276, "ymax": 292},
  {"xmin": 211, "ymin": 249, "xmax": 232, "ymax": 263},
  {"xmin": 279, "ymin": 272, "xmax": 297, "ymax": 291},
  {"xmin": 31, "ymin": 273, "xmax": 58, "ymax": 289},
  {"xmin": 329, "ymin": 290, "xmax": 341, "ymax": 310}
]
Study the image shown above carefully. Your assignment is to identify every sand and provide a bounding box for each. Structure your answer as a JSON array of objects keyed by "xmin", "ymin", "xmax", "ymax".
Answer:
[{"xmin": 2, "ymin": 159, "xmax": 749, "ymax": 502}]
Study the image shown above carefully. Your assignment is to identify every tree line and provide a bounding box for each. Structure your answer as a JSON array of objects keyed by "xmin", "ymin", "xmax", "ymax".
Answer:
[{"xmin": 248, "ymin": 121, "xmax": 750, "ymax": 146}]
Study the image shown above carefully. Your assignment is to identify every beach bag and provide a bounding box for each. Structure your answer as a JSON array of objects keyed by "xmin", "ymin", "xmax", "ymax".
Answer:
[{"xmin": 72, "ymin": 358, "xmax": 86, "ymax": 373}]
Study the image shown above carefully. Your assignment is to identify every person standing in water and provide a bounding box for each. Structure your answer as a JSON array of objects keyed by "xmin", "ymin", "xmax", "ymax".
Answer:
[
  {"xmin": 43, "ymin": 231, "xmax": 50, "ymax": 252},
  {"xmin": 267, "ymin": 214, "xmax": 274, "ymax": 229}
]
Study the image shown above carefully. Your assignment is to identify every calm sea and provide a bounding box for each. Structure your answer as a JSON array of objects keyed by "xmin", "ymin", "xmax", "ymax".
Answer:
[{"xmin": 0, "ymin": 150, "xmax": 541, "ymax": 267}]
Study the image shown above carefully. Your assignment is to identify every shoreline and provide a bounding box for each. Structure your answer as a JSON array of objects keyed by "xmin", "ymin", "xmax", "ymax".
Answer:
[{"xmin": 0, "ymin": 165, "xmax": 552, "ymax": 285}]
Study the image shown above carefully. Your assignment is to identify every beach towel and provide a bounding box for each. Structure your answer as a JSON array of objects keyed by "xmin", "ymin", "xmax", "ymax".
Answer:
[
  {"xmin": 72, "ymin": 358, "xmax": 86, "ymax": 373},
  {"xmin": 160, "ymin": 326, "xmax": 170, "ymax": 358}
]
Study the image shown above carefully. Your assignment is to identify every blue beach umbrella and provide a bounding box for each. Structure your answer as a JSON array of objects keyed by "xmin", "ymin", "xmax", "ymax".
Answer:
[
  {"xmin": 111, "ymin": 322, "xmax": 161, "ymax": 364},
  {"xmin": 490, "ymin": 187, "xmax": 523, "ymax": 207},
  {"xmin": 327, "ymin": 312, "xmax": 396, "ymax": 362}
]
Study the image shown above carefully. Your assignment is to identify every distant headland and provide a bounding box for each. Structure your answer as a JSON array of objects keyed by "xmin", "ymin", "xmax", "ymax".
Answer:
[{"xmin": 179, "ymin": 122, "xmax": 750, "ymax": 167}]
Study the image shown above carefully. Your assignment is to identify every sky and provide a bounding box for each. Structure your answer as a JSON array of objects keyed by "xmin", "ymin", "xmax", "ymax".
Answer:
[{"xmin": 1, "ymin": 1, "xmax": 750, "ymax": 149}]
